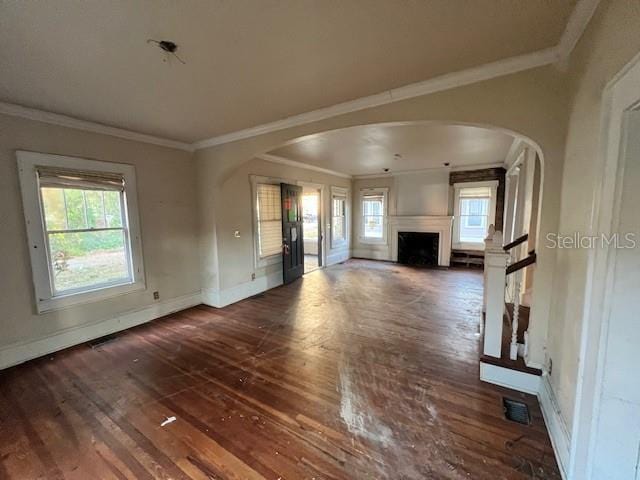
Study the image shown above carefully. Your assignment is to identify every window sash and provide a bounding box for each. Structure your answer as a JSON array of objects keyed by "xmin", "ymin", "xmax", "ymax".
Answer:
[
  {"xmin": 361, "ymin": 192, "xmax": 386, "ymax": 241},
  {"xmin": 40, "ymin": 187, "xmax": 127, "ymax": 233},
  {"xmin": 362, "ymin": 214, "xmax": 384, "ymax": 238},
  {"xmin": 454, "ymin": 184, "xmax": 495, "ymax": 246},
  {"xmin": 44, "ymin": 230, "xmax": 134, "ymax": 296},
  {"xmin": 331, "ymin": 196, "xmax": 346, "ymax": 243},
  {"xmin": 39, "ymin": 184, "xmax": 134, "ymax": 296},
  {"xmin": 256, "ymin": 184, "xmax": 283, "ymax": 258}
]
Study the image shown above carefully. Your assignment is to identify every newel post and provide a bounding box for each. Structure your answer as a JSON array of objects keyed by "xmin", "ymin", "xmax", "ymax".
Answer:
[{"xmin": 483, "ymin": 228, "xmax": 508, "ymax": 358}]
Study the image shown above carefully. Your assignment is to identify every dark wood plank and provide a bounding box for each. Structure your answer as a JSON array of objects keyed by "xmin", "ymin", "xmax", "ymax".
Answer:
[
  {"xmin": 0, "ymin": 259, "xmax": 560, "ymax": 479},
  {"xmin": 506, "ymin": 253, "xmax": 537, "ymax": 275},
  {"xmin": 503, "ymin": 234, "xmax": 529, "ymax": 252}
]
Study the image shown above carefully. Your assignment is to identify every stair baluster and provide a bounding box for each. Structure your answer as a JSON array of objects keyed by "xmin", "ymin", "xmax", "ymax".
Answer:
[{"xmin": 510, "ymin": 269, "xmax": 521, "ymax": 360}]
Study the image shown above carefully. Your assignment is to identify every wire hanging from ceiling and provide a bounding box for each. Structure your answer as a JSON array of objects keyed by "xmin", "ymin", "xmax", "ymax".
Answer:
[{"xmin": 147, "ymin": 39, "xmax": 186, "ymax": 64}]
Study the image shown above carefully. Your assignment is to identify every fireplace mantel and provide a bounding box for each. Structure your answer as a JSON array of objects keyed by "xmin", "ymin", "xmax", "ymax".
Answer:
[{"xmin": 388, "ymin": 216, "xmax": 453, "ymax": 266}]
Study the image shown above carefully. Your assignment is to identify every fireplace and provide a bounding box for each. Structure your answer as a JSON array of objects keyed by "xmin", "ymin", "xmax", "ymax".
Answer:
[
  {"xmin": 397, "ymin": 232, "xmax": 440, "ymax": 266},
  {"xmin": 388, "ymin": 216, "xmax": 453, "ymax": 267}
]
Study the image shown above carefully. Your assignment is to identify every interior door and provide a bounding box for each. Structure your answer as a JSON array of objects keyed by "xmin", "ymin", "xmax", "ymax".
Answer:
[{"xmin": 281, "ymin": 183, "xmax": 304, "ymax": 283}]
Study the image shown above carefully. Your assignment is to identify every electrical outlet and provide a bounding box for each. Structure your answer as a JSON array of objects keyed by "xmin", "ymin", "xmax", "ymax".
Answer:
[
  {"xmin": 251, "ymin": 273, "xmax": 256, "ymax": 281},
  {"xmin": 153, "ymin": 291, "xmax": 160, "ymax": 300}
]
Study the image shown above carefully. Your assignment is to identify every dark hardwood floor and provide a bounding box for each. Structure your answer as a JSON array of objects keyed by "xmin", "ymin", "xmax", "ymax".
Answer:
[{"xmin": 0, "ymin": 260, "xmax": 560, "ymax": 479}]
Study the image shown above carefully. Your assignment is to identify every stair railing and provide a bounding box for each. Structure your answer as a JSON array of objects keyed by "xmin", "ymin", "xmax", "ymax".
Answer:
[
  {"xmin": 483, "ymin": 226, "xmax": 537, "ymax": 361},
  {"xmin": 504, "ymin": 250, "xmax": 536, "ymax": 360}
]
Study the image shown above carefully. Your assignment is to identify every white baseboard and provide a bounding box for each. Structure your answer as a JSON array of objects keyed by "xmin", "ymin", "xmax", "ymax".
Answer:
[
  {"xmin": 0, "ymin": 292, "xmax": 202, "ymax": 370},
  {"xmin": 480, "ymin": 361, "xmax": 541, "ymax": 395},
  {"xmin": 538, "ymin": 375, "xmax": 570, "ymax": 480},
  {"xmin": 326, "ymin": 248, "xmax": 351, "ymax": 266},
  {"xmin": 202, "ymin": 271, "xmax": 283, "ymax": 308}
]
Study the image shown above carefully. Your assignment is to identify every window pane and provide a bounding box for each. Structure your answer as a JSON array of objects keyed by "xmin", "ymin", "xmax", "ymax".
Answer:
[
  {"xmin": 459, "ymin": 197, "xmax": 490, "ymax": 243},
  {"xmin": 363, "ymin": 215, "xmax": 383, "ymax": 238},
  {"xmin": 41, "ymin": 187, "xmax": 67, "ymax": 230},
  {"xmin": 84, "ymin": 190, "xmax": 106, "ymax": 228},
  {"xmin": 332, "ymin": 215, "xmax": 344, "ymax": 241},
  {"xmin": 63, "ymin": 189, "xmax": 87, "ymax": 230},
  {"xmin": 104, "ymin": 190, "xmax": 123, "ymax": 228},
  {"xmin": 48, "ymin": 230, "xmax": 130, "ymax": 293},
  {"xmin": 332, "ymin": 196, "xmax": 345, "ymax": 242},
  {"xmin": 363, "ymin": 198, "xmax": 383, "ymax": 216}
]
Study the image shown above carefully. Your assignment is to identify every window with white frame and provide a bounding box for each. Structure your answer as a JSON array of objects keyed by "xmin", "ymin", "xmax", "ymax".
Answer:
[
  {"xmin": 360, "ymin": 188, "xmax": 387, "ymax": 243},
  {"xmin": 331, "ymin": 187, "xmax": 347, "ymax": 247},
  {"xmin": 453, "ymin": 182, "xmax": 497, "ymax": 249},
  {"xmin": 256, "ymin": 183, "xmax": 283, "ymax": 258},
  {"xmin": 17, "ymin": 151, "xmax": 145, "ymax": 313}
]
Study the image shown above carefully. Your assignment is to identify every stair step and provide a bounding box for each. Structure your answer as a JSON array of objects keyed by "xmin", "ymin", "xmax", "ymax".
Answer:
[{"xmin": 480, "ymin": 354, "xmax": 542, "ymax": 376}]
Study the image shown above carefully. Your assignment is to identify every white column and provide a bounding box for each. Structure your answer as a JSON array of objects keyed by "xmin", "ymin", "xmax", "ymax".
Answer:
[{"xmin": 483, "ymin": 230, "xmax": 509, "ymax": 358}]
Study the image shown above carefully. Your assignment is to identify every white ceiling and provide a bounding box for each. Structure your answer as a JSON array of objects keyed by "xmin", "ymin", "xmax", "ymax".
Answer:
[
  {"xmin": 0, "ymin": 1, "xmax": 577, "ymax": 143},
  {"xmin": 267, "ymin": 123, "xmax": 515, "ymax": 176}
]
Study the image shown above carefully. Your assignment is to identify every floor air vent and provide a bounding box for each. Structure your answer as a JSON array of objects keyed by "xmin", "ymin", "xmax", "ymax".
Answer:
[
  {"xmin": 503, "ymin": 397, "xmax": 531, "ymax": 425},
  {"xmin": 87, "ymin": 333, "xmax": 118, "ymax": 349}
]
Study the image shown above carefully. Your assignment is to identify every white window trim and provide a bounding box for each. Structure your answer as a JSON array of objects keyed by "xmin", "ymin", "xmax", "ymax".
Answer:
[
  {"xmin": 330, "ymin": 186, "xmax": 349, "ymax": 249},
  {"xmin": 359, "ymin": 187, "xmax": 389, "ymax": 245},
  {"xmin": 250, "ymin": 175, "xmax": 286, "ymax": 269},
  {"xmin": 452, "ymin": 180, "xmax": 498, "ymax": 251},
  {"xmin": 17, "ymin": 151, "xmax": 145, "ymax": 313}
]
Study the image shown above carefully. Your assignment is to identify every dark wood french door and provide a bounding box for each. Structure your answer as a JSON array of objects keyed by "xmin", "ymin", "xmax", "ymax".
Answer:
[{"xmin": 281, "ymin": 183, "xmax": 304, "ymax": 283}]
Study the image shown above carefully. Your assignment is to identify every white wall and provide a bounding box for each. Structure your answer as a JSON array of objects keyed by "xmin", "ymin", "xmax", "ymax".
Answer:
[
  {"xmin": 395, "ymin": 170, "xmax": 450, "ymax": 216},
  {"xmin": 545, "ymin": 0, "xmax": 640, "ymax": 440},
  {"xmin": 0, "ymin": 114, "xmax": 201, "ymax": 367}
]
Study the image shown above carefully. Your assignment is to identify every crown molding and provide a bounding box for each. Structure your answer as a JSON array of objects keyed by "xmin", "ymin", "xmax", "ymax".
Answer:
[
  {"xmin": 257, "ymin": 154, "xmax": 352, "ymax": 179},
  {"xmin": 0, "ymin": 102, "xmax": 194, "ymax": 152},
  {"xmin": 556, "ymin": 0, "xmax": 601, "ymax": 62},
  {"xmin": 194, "ymin": 47, "xmax": 559, "ymax": 150}
]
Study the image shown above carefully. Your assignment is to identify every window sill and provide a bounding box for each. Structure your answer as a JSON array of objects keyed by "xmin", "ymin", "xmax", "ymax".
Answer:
[{"xmin": 37, "ymin": 280, "xmax": 146, "ymax": 314}]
